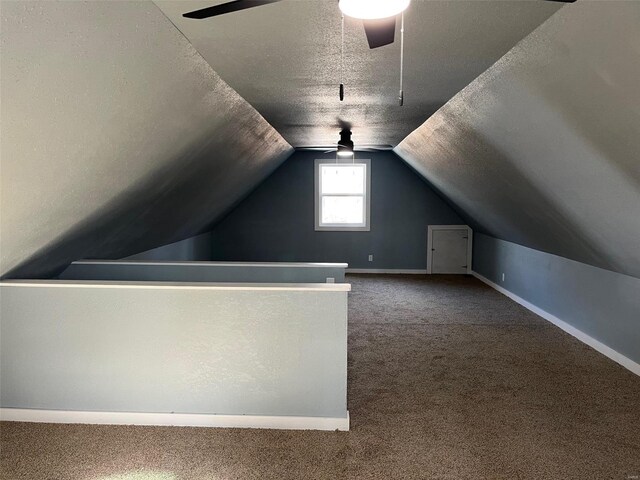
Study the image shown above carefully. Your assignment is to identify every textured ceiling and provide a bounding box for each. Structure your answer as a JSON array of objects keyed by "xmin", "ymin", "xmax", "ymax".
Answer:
[
  {"xmin": 0, "ymin": 1, "xmax": 292, "ymax": 278},
  {"xmin": 396, "ymin": 1, "xmax": 640, "ymax": 279},
  {"xmin": 155, "ymin": 0, "xmax": 560, "ymax": 147},
  {"xmin": 7, "ymin": 0, "xmax": 635, "ymax": 282}
]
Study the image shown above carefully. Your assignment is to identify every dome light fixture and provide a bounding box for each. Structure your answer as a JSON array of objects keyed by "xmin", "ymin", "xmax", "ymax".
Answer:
[{"xmin": 338, "ymin": 0, "xmax": 410, "ymax": 20}]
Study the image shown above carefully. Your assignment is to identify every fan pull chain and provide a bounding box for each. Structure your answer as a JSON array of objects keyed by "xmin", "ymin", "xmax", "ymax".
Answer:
[
  {"xmin": 340, "ymin": 13, "xmax": 345, "ymax": 101},
  {"xmin": 399, "ymin": 11, "xmax": 404, "ymax": 106}
]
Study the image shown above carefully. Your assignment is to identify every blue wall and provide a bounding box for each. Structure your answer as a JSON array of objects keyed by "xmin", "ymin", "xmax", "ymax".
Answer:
[
  {"xmin": 207, "ymin": 151, "xmax": 463, "ymax": 269},
  {"xmin": 125, "ymin": 232, "xmax": 214, "ymax": 261},
  {"xmin": 473, "ymin": 233, "xmax": 640, "ymax": 367},
  {"xmin": 60, "ymin": 260, "xmax": 346, "ymax": 283}
]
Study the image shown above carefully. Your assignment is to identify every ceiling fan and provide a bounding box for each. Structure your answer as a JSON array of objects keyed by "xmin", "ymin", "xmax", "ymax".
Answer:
[
  {"xmin": 298, "ymin": 129, "xmax": 393, "ymax": 155},
  {"xmin": 183, "ymin": 0, "xmax": 577, "ymax": 50}
]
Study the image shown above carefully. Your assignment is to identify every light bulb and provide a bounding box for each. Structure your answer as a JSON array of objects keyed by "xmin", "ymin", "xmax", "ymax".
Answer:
[{"xmin": 339, "ymin": 0, "xmax": 410, "ymax": 20}]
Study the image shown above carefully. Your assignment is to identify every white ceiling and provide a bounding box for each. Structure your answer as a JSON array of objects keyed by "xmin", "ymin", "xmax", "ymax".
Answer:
[{"xmin": 155, "ymin": 0, "xmax": 561, "ymax": 147}]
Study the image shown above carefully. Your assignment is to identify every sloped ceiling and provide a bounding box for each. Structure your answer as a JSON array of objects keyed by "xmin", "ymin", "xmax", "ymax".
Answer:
[
  {"xmin": 0, "ymin": 1, "xmax": 292, "ymax": 278},
  {"xmin": 155, "ymin": 0, "xmax": 560, "ymax": 147},
  {"xmin": 5, "ymin": 0, "xmax": 636, "ymax": 280},
  {"xmin": 395, "ymin": 1, "xmax": 640, "ymax": 279}
]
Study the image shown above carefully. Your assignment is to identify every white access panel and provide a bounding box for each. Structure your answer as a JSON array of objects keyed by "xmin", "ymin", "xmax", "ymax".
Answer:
[{"xmin": 427, "ymin": 226, "xmax": 472, "ymax": 274}]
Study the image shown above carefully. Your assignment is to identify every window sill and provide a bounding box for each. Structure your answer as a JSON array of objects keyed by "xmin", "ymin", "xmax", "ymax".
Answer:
[{"xmin": 315, "ymin": 226, "xmax": 371, "ymax": 232}]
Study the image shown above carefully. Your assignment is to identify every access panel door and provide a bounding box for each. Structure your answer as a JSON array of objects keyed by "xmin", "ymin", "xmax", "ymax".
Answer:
[{"xmin": 431, "ymin": 229, "xmax": 469, "ymax": 274}]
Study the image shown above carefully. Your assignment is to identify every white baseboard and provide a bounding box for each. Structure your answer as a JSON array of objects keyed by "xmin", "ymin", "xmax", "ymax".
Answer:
[
  {"xmin": 346, "ymin": 269, "xmax": 427, "ymax": 274},
  {"xmin": 471, "ymin": 271, "xmax": 640, "ymax": 377},
  {"xmin": 0, "ymin": 408, "xmax": 350, "ymax": 431}
]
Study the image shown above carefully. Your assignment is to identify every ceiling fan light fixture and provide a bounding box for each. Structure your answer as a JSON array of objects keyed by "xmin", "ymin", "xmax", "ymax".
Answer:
[
  {"xmin": 337, "ymin": 129, "xmax": 354, "ymax": 156},
  {"xmin": 339, "ymin": 0, "xmax": 410, "ymax": 20},
  {"xmin": 337, "ymin": 147, "xmax": 354, "ymax": 157}
]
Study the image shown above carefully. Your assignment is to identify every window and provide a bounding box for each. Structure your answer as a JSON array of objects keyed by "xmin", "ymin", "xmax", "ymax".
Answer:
[{"xmin": 315, "ymin": 159, "xmax": 370, "ymax": 231}]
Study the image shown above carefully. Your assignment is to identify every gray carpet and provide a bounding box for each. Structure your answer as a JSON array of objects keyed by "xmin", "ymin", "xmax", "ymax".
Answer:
[{"xmin": 2, "ymin": 274, "xmax": 639, "ymax": 479}]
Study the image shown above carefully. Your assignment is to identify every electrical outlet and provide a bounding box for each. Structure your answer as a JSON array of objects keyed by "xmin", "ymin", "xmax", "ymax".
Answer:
[
  {"xmin": 501, "ymin": 273, "xmax": 505, "ymax": 282},
  {"xmin": 368, "ymin": 254, "xmax": 374, "ymax": 262}
]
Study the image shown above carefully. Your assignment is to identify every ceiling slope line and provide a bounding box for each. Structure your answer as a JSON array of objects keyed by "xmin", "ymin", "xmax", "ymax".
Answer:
[
  {"xmin": 392, "ymin": 1, "xmax": 572, "ymax": 150},
  {"xmin": 393, "ymin": 0, "xmax": 640, "ymax": 278},
  {"xmin": 1, "ymin": 1, "xmax": 293, "ymax": 279},
  {"xmin": 154, "ymin": 0, "xmax": 561, "ymax": 147},
  {"xmin": 151, "ymin": 0, "xmax": 291, "ymax": 144}
]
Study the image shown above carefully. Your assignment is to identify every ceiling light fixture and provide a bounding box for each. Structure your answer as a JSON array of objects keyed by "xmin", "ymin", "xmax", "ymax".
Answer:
[
  {"xmin": 337, "ymin": 129, "xmax": 354, "ymax": 157},
  {"xmin": 338, "ymin": 0, "xmax": 410, "ymax": 20}
]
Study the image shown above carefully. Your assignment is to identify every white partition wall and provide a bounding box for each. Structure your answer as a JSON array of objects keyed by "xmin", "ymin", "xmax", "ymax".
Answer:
[{"xmin": 0, "ymin": 280, "xmax": 349, "ymax": 430}]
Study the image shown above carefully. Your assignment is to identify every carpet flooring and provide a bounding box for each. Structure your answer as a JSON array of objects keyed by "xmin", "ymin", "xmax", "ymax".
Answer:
[{"xmin": 1, "ymin": 274, "xmax": 639, "ymax": 479}]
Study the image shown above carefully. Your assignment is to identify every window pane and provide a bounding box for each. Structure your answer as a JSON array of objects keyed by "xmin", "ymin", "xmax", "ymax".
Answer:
[
  {"xmin": 321, "ymin": 164, "xmax": 365, "ymax": 194},
  {"xmin": 321, "ymin": 196, "xmax": 364, "ymax": 225}
]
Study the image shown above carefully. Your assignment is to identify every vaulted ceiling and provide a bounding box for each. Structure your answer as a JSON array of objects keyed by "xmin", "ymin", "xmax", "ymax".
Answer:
[
  {"xmin": 155, "ymin": 0, "xmax": 560, "ymax": 146},
  {"xmin": 396, "ymin": 0, "xmax": 640, "ymax": 278},
  {"xmin": 0, "ymin": 1, "xmax": 292, "ymax": 278},
  {"xmin": 2, "ymin": 0, "xmax": 638, "ymax": 280}
]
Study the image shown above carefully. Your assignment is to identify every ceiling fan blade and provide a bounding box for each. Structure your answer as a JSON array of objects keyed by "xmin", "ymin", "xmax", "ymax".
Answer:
[
  {"xmin": 183, "ymin": 0, "xmax": 280, "ymax": 19},
  {"xmin": 543, "ymin": 0, "xmax": 576, "ymax": 2},
  {"xmin": 295, "ymin": 146, "xmax": 336, "ymax": 151},
  {"xmin": 362, "ymin": 16, "xmax": 397, "ymax": 49},
  {"xmin": 359, "ymin": 144, "xmax": 394, "ymax": 150},
  {"xmin": 297, "ymin": 145, "xmax": 394, "ymax": 153}
]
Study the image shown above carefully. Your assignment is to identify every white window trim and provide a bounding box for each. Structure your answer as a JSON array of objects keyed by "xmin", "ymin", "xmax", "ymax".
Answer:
[{"xmin": 314, "ymin": 158, "xmax": 371, "ymax": 232}]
